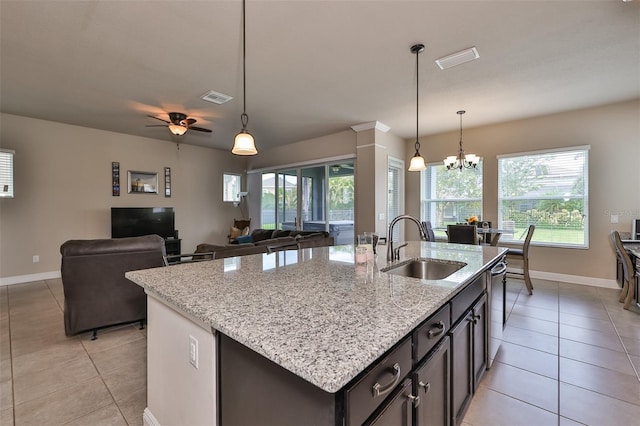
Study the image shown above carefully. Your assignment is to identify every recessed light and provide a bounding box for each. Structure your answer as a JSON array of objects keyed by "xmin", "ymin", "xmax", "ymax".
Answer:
[{"xmin": 435, "ymin": 47, "xmax": 480, "ymax": 70}]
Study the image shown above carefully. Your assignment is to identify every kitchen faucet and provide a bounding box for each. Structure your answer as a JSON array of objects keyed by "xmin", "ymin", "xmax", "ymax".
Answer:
[{"xmin": 387, "ymin": 215, "xmax": 428, "ymax": 261}]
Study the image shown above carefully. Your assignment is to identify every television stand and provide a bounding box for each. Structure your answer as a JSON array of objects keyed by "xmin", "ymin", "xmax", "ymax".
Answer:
[{"xmin": 164, "ymin": 239, "xmax": 181, "ymax": 263}]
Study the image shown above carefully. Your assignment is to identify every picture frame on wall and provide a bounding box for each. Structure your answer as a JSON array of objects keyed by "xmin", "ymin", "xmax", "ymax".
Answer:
[
  {"xmin": 128, "ymin": 171, "xmax": 158, "ymax": 194},
  {"xmin": 164, "ymin": 167, "xmax": 171, "ymax": 197}
]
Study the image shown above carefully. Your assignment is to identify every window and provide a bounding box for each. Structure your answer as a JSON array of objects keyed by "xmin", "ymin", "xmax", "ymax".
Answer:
[
  {"xmin": 388, "ymin": 157, "xmax": 404, "ymax": 242},
  {"xmin": 223, "ymin": 173, "xmax": 242, "ymax": 202},
  {"xmin": 420, "ymin": 161, "xmax": 483, "ymax": 239},
  {"xmin": 498, "ymin": 146, "xmax": 589, "ymax": 248},
  {"xmin": 0, "ymin": 149, "xmax": 14, "ymax": 198}
]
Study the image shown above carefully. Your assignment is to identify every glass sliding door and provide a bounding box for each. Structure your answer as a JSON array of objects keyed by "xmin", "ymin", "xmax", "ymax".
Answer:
[
  {"xmin": 300, "ymin": 165, "xmax": 326, "ymax": 232},
  {"xmin": 260, "ymin": 160, "xmax": 355, "ymax": 244},
  {"xmin": 328, "ymin": 163, "xmax": 355, "ymax": 245},
  {"xmin": 277, "ymin": 169, "xmax": 298, "ymax": 230}
]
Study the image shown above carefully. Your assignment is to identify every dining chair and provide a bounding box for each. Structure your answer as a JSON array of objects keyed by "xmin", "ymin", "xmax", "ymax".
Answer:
[
  {"xmin": 611, "ymin": 230, "xmax": 635, "ymax": 309},
  {"xmin": 505, "ymin": 225, "xmax": 535, "ymax": 295},
  {"xmin": 447, "ymin": 224, "xmax": 479, "ymax": 245},
  {"xmin": 422, "ymin": 221, "xmax": 436, "ymax": 242}
]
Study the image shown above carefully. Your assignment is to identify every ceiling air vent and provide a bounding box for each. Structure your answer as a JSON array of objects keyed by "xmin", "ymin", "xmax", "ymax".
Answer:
[
  {"xmin": 200, "ymin": 90, "xmax": 233, "ymax": 105},
  {"xmin": 435, "ymin": 47, "xmax": 480, "ymax": 70}
]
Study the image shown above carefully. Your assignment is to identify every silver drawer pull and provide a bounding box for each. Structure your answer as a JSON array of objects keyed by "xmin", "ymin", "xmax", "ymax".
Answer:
[
  {"xmin": 427, "ymin": 321, "xmax": 445, "ymax": 338},
  {"xmin": 407, "ymin": 393, "xmax": 420, "ymax": 407},
  {"xmin": 372, "ymin": 363, "xmax": 401, "ymax": 398},
  {"xmin": 419, "ymin": 381, "xmax": 431, "ymax": 394}
]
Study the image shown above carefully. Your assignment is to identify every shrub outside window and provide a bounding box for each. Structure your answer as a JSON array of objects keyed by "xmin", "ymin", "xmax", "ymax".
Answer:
[
  {"xmin": 497, "ymin": 146, "xmax": 589, "ymax": 248},
  {"xmin": 421, "ymin": 161, "xmax": 483, "ymax": 239}
]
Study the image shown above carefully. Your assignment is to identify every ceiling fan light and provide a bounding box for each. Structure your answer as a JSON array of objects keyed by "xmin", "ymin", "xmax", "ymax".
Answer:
[
  {"xmin": 232, "ymin": 131, "xmax": 258, "ymax": 155},
  {"xmin": 168, "ymin": 124, "xmax": 187, "ymax": 136},
  {"xmin": 408, "ymin": 154, "xmax": 427, "ymax": 172}
]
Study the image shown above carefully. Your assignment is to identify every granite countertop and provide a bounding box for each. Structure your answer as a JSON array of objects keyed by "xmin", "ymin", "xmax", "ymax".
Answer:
[{"xmin": 126, "ymin": 241, "xmax": 507, "ymax": 393}]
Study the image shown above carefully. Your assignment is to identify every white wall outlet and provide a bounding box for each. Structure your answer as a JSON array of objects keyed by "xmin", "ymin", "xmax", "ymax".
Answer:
[
  {"xmin": 611, "ymin": 214, "xmax": 619, "ymax": 224},
  {"xmin": 32, "ymin": 255, "xmax": 40, "ymax": 263},
  {"xmin": 379, "ymin": 213, "xmax": 385, "ymax": 220},
  {"xmin": 189, "ymin": 335, "xmax": 199, "ymax": 369}
]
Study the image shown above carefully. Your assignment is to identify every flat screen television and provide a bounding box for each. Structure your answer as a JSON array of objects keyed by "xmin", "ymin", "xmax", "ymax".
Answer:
[{"xmin": 111, "ymin": 207, "xmax": 175, "ymax": 239}]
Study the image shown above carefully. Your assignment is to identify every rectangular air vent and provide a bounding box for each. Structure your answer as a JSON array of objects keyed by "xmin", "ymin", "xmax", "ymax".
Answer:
[
  {"xmin": 435, "ymin": 47, "xmax": 480, "ymax": 70},
  {"xmin": 200, "ymin": 90, "xmax": 233, "ymax": 105}
]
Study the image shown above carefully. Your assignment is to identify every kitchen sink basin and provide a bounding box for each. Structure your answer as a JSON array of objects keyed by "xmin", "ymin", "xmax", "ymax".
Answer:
[{"xmin": 382, "ymin": 258, "xmax": 466, "ymax": 280}]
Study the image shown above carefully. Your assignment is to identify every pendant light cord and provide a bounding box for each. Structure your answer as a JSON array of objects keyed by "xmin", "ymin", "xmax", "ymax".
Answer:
[
  {"xmin": 241, "ymin": 0, "xmax": 248, "ymax": 128},
  {"xmin": 415, "ymin": 46, "xmax": 420, "ymax": 153}
]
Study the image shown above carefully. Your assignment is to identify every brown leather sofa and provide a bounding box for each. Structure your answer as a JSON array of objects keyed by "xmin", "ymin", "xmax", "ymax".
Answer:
[
  {"xmin": 194, "ymin": 229, "xmax": 334, "ymax": 260},
  {"xmin": 60, "ymin": 234, "xmax": 166, "ymax": 339}
]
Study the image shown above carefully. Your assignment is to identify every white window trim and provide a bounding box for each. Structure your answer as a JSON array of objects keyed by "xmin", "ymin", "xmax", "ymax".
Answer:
[{"xmin": 497, "ymin": 145, "xmax": 590, "ymax": 249}]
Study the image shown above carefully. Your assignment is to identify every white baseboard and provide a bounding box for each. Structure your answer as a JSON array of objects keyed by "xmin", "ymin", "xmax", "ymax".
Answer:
[
  {"xmin": 0, "ymin": 270, "xmax": 61, "ymax": 286},
  {"xmin": 507, "ymin": 268, "xmax": 619, "ymax": 289},
  {"xmin": 143, "ymin": 408, "xmax": 160, "ymax": 426}
]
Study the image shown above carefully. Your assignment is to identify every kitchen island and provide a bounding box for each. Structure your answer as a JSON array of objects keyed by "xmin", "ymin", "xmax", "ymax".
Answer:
[{"xmin": 126, "ymin": 241, "xmax": 507, "ymax": 426}]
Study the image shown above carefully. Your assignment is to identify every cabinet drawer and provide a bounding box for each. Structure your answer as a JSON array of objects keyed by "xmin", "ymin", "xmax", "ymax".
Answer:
[
  {"xmin": 414, "ymin": 304, "xmax": 450, "ymax": 363},
  {"xmin": 451, "ymin": 276, "xmax": 485, "ymax": 324},
  {"xmin": 346, "ymin": 337, "xmax": 412, "ymax": 426}
]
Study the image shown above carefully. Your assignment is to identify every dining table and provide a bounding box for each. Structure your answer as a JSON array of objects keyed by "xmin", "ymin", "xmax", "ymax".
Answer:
[{"xmin": 476, "ymin": 227, "xmax": 512, "ymax": 245}]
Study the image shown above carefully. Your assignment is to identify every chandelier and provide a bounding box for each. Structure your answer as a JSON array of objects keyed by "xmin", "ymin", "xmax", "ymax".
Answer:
[
  {"xmin": 232, "ymin": 0, "xmax": 258, "ymax": 155},
  {"xmin": 443, "ymin": 110, "xmax": 478, "ymax": 171},
  {"xmin": 408, "ymin": 43, "xmax": 427, "ymax": 172}
]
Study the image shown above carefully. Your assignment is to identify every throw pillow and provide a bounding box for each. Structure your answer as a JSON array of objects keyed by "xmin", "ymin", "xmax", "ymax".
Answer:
[
  {"xmin": 235, "ymin": 235, "xmax": 253, "ymax": 244},
  {"xmin": 230, "ymin": 226, "xmax": 250, "ymax": 239}
]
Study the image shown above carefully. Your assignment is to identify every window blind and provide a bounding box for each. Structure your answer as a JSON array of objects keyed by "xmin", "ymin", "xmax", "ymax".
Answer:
[{"xmin": 0, "ymin": 149, "xmax": 14, "ymax": 198}]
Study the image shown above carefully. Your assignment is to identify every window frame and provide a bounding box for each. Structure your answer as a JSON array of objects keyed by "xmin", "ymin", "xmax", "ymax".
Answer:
[
  {"xmin": 223, "ymin": 172, "xmax": 242, "ymax": 203},
  {"xmin": 420, "ymin": 159, "xmax": 484, "ymax": 239},
  {"xmin": 0, "ymin": 149, "xmax": 15, "ymax": 199},
  {"xmin": 497, "ymin": 145, "xmax": 590, "ymax": 249}
]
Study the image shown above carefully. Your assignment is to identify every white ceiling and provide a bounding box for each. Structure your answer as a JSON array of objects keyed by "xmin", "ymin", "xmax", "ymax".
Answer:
[{"xmin": 1, "ymin": 1, "xmax": 639, "ymax": 152}]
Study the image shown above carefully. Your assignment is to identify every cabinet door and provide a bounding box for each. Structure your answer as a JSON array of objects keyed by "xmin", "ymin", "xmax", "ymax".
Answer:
[
  {"xmin": 414, "ymin": 336, "xmax": 450, "ymax": 426},
  {"xmin": 366, "ymin": 379, "xmax": 414, "ymax": 426},
  {"xmin": 472, "ymin": 294, "xmax": 488, "ymax": 390},
  {"xmin": 450, "ymin": 313, "xmax": 473, "ymax": 426}
]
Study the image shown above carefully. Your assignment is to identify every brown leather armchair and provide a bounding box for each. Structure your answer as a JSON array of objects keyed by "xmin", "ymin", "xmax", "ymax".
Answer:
[{"xmin": 60, "ymin": 234, "xmax": 166, "ymax": 339}]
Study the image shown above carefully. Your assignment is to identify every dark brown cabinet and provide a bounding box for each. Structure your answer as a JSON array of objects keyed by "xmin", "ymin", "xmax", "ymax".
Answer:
[
  {"xmin": 218, "ymin": 270, "xmax": 493, "ymax": 426},
  {"xmin": 413, "ymin": 336, "xmax": 451, "ymax": 426},
  {"xmin": 451, "ymin": 292, "xmax": 487, "ymax": 425},
  {"xmin": 366, "ymin": 379, "xmax": 414, "ymax": 426}
]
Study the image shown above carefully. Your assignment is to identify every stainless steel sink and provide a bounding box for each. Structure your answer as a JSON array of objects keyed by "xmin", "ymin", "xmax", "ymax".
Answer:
[{"xmin": 381, "ymin": 258, "xmax": 466, "ymax": 280}]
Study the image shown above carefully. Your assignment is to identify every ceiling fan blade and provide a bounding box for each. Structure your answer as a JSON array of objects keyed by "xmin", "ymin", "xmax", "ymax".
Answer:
[
  {"xmin": 147, "ymin": 115, "xmax": 170, "ymax": 124},
  {"xmin": 189, "ymin": 126, "xmax": 212, "ymax": 133},
  {"xmin": 145, "ymin": 124, "xmax": 168, "ymax": 128},
  {"xmin": 184, "ymin": 118, "xmax": 197, "ymax": 126}
]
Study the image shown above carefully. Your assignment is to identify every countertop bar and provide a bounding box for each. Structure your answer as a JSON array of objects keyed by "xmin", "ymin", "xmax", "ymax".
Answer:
[{"xmin": 126, "ymin": 241, "xmax": 507, "ymax": 393}]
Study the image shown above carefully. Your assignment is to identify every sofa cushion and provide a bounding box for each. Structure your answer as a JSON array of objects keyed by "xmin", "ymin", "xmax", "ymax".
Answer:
[
  {"xmin": 250, "ymin": 228, "xmax": 275, "ymax": 242},
  {"xmin": 253, "ymin": 236, "xmax": 296, "ymax": 247},
  {"xmin": 271, "ymin": 229, "xmax": 291, "ymax": 238}
]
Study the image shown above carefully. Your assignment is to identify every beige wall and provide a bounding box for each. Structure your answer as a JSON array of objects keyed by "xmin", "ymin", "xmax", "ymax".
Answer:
[
  {"xmin": 0, "ymin": 113, "xmax": 246, "ymax": 282},
  {"xmin": 405, "ymin": 99, "xmax": 640, "ymax": 283}
]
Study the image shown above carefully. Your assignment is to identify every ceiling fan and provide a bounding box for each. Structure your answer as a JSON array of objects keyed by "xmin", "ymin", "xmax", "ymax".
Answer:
[{"xmin": 146, "ymin": 112, "xmax": 212, "ymax": 136}]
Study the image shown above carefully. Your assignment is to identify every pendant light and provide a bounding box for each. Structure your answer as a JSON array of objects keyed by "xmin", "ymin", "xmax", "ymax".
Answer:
[
  {"xmin": 232, "ymin": 0, "xmax": 258, "ymax": 155},
  {"xmin": 443, "ymin": 110, "xmax": 478, "ymax": 171},
  {"xmin": 408, "ymin": 43, "xmax": 426, "ymax": 172}
]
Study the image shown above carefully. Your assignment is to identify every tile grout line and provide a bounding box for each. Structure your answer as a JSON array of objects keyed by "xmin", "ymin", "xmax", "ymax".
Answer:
[
  {"xmin": 44, "ymin": 279, "xmax": 136, "ymax": 426},
  {"xmin": 6, "ymin": 287, "xmax": 16, "ymax": 426},
  {"xmin": 600, "ymin": 292, "xmax": 640, "ymax": 383},
  {"xmin": 556, "ymin": 280, "xmax": 561, "ymax": 426}
]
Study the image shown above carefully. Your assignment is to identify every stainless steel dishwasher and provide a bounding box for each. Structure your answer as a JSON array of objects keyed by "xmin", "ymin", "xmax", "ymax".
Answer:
[{"xmin": 486, "ymin": 259, "xmax": 507, "ymax": 368}]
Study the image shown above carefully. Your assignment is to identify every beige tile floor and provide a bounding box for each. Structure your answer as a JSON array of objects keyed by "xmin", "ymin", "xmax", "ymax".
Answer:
[
  {"xmin": 1, "ymin": 277, "xmax": 639, "ymax": 425},
  {"xmin": 1, "ymin": 278, "xmax": 146, "ymax": 425},
  {"xmin": 463, "ymin": 278, "xmax": 640, "ymax": 426}
]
